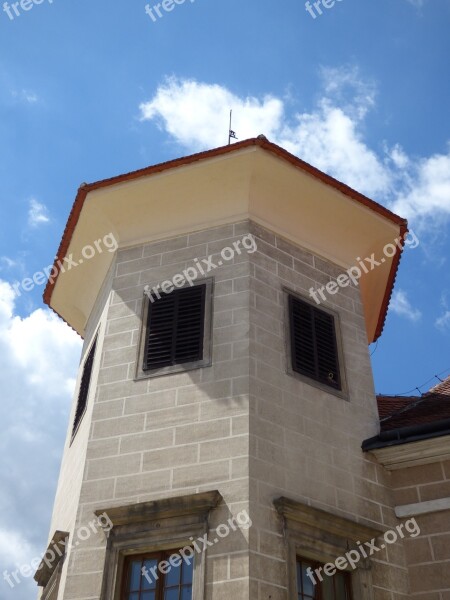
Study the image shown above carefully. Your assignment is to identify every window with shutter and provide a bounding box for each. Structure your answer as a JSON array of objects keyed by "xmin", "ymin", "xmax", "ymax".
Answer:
[
  {"xmin": 289, "ymin": 295, "xmax": 341, "ymax": 390},
  {"xmin": 138, "ymin": 281, "xmax": 212, "ymax": 378},
  {"xmin": 72, "ymin": 336, "xmax": 97, "ymax": 437}
]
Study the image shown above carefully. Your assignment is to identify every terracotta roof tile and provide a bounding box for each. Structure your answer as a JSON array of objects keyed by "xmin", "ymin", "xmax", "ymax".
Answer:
[
  {"xmin": 429, "ymin": 376, "xmax": 450, "ymax": 396},
  {"xmin": 377, "ymin": 375, "xmax": 450, "ymax": 431}
]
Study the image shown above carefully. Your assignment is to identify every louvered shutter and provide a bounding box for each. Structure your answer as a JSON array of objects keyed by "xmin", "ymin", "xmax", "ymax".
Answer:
[
  {"xmin": 144, "ymin": 285, "xmax": 206, "ymax": 371},
  {"xmin": 289, "ymin": 296, "xmax": 341, "ymax": 389},
  {"xmin": 73, "ymin": 336, "xmax": 97, "ymax": 436}
]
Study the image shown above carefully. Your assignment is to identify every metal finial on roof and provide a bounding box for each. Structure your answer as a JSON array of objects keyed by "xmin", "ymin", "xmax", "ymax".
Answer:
[{"xmin": 228, "ymin": 110, "xmax": 238, "ymax": 145}]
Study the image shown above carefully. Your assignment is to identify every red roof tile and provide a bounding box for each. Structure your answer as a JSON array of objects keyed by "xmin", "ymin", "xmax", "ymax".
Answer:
[
  {"xmin": 377, "ymin": 375, "xmax": 450, "ymax": 431},
  {"xmin": 429, "ymin": 376, "xmax": 450, "ymax": 396},
  {"xmin": 376, "ymin": 396, "xmax": 418, "ymax": 420}
]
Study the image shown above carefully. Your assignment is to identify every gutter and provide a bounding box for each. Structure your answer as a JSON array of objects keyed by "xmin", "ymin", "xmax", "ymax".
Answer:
[{"xmin": 362, "ymin": 418, "xmax": 450, "ymax": 451}]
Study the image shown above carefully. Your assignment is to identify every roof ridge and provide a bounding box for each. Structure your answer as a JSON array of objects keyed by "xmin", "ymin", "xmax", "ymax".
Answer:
[{"xmin": 427, "ymin": 374, "xmax": 450, "ymax": 395}]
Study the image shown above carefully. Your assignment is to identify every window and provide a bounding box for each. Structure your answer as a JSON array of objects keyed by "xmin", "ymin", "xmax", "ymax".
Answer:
[
  {"xmin": 96, "ymin": 491, "xmax": 221, "ymax": 600},
  {"xmin": 72, "ymin": 335, "xmax": 97, "ymax": 436},
  {"xmin": 297, "ymin": 557, "xmax": 352, "ymax": 600},
  {"xmin": 122, "ymin": 552, "xmax": 193, "ymax": 600},
  {"xmin": 137, "ymin": 280, "xmax": 213, "ymax": 379},
  {"xmin": 288, "ymin": 294, "xmax": 341, "ymax": 390},
  {"xmin": 144, "ymin": 285, "xmax": 205, "ymax": 370},
  {"xmin": 274, "ymin": 497, "xmax": 379, "ymax": 600}
]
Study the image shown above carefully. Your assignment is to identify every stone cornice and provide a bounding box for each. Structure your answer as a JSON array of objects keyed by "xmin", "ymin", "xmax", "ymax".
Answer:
[
  {"xmin": 274, "ymin": 497, "xmax": 382, "ymax": 542},
  {"xmin": 34, "ymin": 530, "xmax": 69, "ymax": 587},
  {"xmin": 94, "ymin": 490, "xmax": 222, "ymax": 528}
]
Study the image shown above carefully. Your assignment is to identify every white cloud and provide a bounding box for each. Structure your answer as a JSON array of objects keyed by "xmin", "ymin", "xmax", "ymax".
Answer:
[
  {"xmin": 0, "ymin": 528, "xmax": 35, "ymax": 569},
  {"xmin": 390, "ymin": 149, "xmax": 450, "ymax": 223},
  {"xmin": 389, "ymin": 290, "xmax": 422, "ymax": 322},
  {"xmin": 139, "ymin": 74, "xmax": 450, "ymax": 227},
  {"xmin": 0, "ymin": 280, "xmax": 81, "ymax": 600},
  {"xmin": 436, "ymin": 311, "xmax": 450, "ymax": 330},
  {"xmin": 386, "ymin": 143, "xmax": 410, "ymax": 169},
  {"xmin": 22, "ymin": 91, "xmax": 38, "ymax": 104},
  {"xmin": 0, "ymin": 256, "xmax": 20, "ymax": 270},
  {"xmin": 320, "ymin": 66, "xmax": 376, "ymax": 119},
  {"xmin": 27, "ymin": 198, "xmax": 50, "ymax": 228},
  {"xmin": 281, "ymin": 101, "xmax": 390, "ymax": 197},
  {"xmin": 139, "ymin": 73, "xmax": 389, "ymax": 197},
  {"xmin": 435, "ymin": 293, "xmax": 450, "ymax": 331},
  {"xmin": 10, "ymin": 89, "xmax": 38, "ymax": 104},
  {"xmin": 140, "ymin": 78, "xmax": 285, "ymax": 152}
]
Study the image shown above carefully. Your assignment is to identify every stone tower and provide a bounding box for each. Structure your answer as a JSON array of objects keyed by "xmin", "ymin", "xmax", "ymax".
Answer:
[{"xmin": 36, "ymin": 138, "xmax": 412, "ymax": 600}]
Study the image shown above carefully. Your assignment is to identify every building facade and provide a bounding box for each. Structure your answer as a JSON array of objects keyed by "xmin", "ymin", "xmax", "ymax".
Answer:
[
  {"xmin": 364, "ymin": 379, "xmax": 450, "ymax": 599},
  {"xmin": 36, "ymin": 137, "xmax": 450, "ymax": 600}
]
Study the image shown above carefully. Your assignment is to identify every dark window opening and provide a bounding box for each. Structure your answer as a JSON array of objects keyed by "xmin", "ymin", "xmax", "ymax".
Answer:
[
  {"xmin": 143, "ymin": 285, "xmax": 206, "ymax": 371},
  {"xmin": 72, "ymin": 336, "xmax": 97, "ymax": 437},
  {"xmin": 297, "ymin": 557, "xmax": 352, "ymax": 600},
  {"xmin": 289, "ymin": 295, "xmax": 341, "ymax": 390},
  {"xmin": 122, "ymin": 551, "xmax": 193, "ymax": 600}
]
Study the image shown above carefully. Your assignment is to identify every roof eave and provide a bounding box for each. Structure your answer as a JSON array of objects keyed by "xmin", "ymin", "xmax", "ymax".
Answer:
[{"xmin": 43, "ymin": 137, "xmax": 407, "ymax": 341}]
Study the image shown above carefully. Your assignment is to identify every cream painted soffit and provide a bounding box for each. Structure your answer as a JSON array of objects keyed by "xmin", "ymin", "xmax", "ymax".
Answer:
[
  {"xmin": 369, "ymin": 435, "xmax": 450, "ymax": 470},
  {"xmin": 47, "ymin": 144, "xmax": 404, "ymax": 338}
]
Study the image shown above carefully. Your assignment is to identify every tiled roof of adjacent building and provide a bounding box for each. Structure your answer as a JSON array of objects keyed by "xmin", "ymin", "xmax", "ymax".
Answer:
[
  {"xmin": 377, "ymin": 375, "xmax": 450, "ymax": 431},
  {"xmin": 362, "ymin": 375, "xmax": 450, "ymax": 451},
  {"xmin": 429, "ymin": 375, "xmax": 450, "ymax": 396}
]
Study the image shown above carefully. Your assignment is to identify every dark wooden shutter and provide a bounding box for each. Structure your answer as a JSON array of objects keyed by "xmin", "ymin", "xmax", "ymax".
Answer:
[
  {"xmin": 72, "ymin": 337, "xmax": 97, "ymax": 436},
  {"xmin": 289, "ymin": 296, "xmax": 341, "ymax": 389},
  {"xmin": 144, "ymin": 285, "xmax": 206, "ymax": 371}
]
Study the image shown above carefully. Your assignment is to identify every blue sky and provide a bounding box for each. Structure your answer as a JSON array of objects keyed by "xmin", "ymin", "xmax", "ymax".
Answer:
[{"xmin": 1, "ymin": 0, "xmax": 450, "ymax": 597}]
